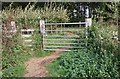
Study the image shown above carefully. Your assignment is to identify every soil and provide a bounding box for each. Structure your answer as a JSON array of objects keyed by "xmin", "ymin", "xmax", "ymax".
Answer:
[{"xmin": 24, "ymin": 49, "xmax": 65, "ymax": 77}]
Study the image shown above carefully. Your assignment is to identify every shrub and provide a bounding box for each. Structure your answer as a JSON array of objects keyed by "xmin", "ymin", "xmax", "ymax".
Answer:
[{"xmin": 87, "ymin": 22, "xmax": 118, "ymax": 55}]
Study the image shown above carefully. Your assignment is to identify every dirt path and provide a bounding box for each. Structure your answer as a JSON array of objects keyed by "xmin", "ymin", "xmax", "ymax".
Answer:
[{"xmin": 24, "ymin": 49, "xmax": 65, "ymax": 77}]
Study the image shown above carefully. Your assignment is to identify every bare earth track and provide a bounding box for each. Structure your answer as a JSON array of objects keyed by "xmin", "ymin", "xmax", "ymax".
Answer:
[{"xmin": 24, "ymin": 49, "xmax": 65, "ymax": 77}]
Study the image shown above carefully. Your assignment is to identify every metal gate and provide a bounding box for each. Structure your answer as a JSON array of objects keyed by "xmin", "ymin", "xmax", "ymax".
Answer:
[{"xmin": 40, "ymin": 21, "xmax": 88, "ymax": 51}]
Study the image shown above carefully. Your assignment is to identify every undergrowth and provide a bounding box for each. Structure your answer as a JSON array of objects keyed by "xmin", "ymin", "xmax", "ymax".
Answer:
[
  {"xmin": 47, "ymin": 22, "xmax": 119, "ymax": 77},
  {"xmin": 47, "ymin": 49, "xmax": 119, "ymax": 77}
]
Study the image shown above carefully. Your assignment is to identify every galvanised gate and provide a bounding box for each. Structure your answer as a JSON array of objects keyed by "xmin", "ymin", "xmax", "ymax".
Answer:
[{"xmin": 40, "ymin": 20, "xmax": 88, "ymax": 51}]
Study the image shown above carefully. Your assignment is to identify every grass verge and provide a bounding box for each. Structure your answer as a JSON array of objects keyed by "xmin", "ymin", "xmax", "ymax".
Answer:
[{"xmin": 2, "ymin": 49, "xmax": 51, "ymax": 77}]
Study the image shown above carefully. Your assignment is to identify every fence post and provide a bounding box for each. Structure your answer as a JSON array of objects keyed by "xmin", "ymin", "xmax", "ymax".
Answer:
[
  {"xmin": 85, "ymin": 5, "xmax": 92, "ymax": 27},
  {"xmin": 85, "ymin": 22, "xmax": 88, "ymax": 49},
  {"xmin": 40, "ymin": 20, "xmax": 45, "ymax": 50},
  {"xmin": 85, "ymin": 18, "xmax": 92, "ymax": 27},
  {"xmin": 11, "ymin": 21, "xmax": 16, "ymax": 33},
  {"xmin": 0, "ymin": 6, "xmax": 2, "ymax": 72}
]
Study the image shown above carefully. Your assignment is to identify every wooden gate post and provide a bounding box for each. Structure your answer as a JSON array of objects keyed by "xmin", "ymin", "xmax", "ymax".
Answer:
[
  {"xmin": 11, "ymin": 21, "xmax": 16, "ymax": 33},
  {"xmin": 40, "ymin": 20, "xmax": 45, "ymax": 50}
]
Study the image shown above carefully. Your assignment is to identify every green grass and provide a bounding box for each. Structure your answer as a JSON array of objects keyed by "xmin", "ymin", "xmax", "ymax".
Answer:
[
  {"xmin": 2, "ymin": 48, "xmax": 51, "ymax": 77},
  {"xmin": 0, "ymin": 71, "xmax": 2, "ymax": 77},
  {"xmin": 46, "ymin": 60, "xmax": 63, "ymax": 77},
  {"xmin": 2, "ymin": 50, "xmax": 31, "ymax": 77},
  {"xmin": 33, "ymin": 50, "xmax": 51, "ymax": 58}
]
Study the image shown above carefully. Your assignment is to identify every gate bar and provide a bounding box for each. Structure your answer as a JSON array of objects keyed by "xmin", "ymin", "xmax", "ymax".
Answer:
[{"xmin": 45, "ymin": 22, "xmax": 86, "ymax": 25}]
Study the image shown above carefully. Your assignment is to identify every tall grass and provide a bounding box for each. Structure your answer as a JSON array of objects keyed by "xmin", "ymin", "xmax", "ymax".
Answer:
[{"xmin": 1, "ymin": 3, "xmax": 69, "ymax": 26}]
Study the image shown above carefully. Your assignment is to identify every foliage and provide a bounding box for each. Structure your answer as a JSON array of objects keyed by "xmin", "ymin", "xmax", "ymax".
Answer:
[
  {"xmin": 91, "ymin": 2, "xmax": 119, "ymax": 23},
  {"xmin": 47, "ymin": 22, "xmax": 119, "ymax": 77},
  {"xmin": 40, "ymin": 3, "xmax": 69, "ymax": 22},
  {"xmin": 47, "ymin": 49, "xmax": 119, "ymax": 77},
  {"xmin": 2, "ymin": 46, "xmax": 26, "ymax": 77},
  {"xmin": 2, "ymin": 3, "xmax": 69, "ymax": 77},
  {"xmin": 2, "ymin": 2, "xmax": 120, "ymax": 23},
  {"xmin": 0, "ymin": 71, "xmax": 2, "ymax": 77},
  {"xmin": 2, "ymin": 44, "xmax": 51, "ymax": 77},
  {"xmin": 87, "ymin": 22, "xmax": 118, "ymax": 55},
  {"xmin": 33, "ymin": 50, "xmax": 51, "ymax": 58},
  {"xmin": 1, "ymin": 3, "xmax": 69, "ymax": 25},
  {"xmin": 32, "ymin": 30, "xmax": 42, "ymax": 52}
]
